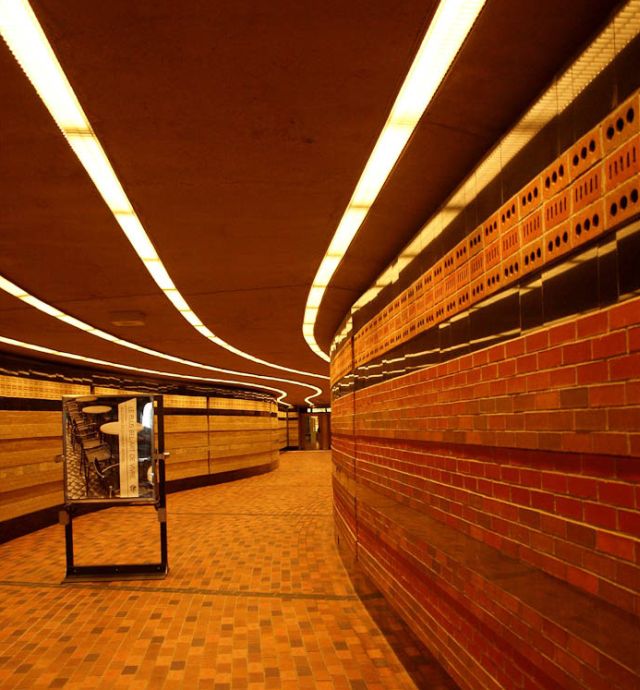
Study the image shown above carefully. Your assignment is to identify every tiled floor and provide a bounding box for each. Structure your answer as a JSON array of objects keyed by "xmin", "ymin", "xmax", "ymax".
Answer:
[{"xmin": 0, "ymin": 451, "xmax": 457, "ymax": 689}]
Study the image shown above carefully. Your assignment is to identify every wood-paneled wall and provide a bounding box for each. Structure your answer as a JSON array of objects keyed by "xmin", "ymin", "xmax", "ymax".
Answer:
[
  {"xmin": 0, "ymin": 376, "xmax": 280, "ymax": 531},
  {"xmin": 0, "ymin": 376, "xmax": 89, "ymax": 522}
]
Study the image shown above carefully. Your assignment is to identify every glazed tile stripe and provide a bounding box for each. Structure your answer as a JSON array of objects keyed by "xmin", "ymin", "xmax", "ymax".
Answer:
[
  {"xmin": 162, "ymin": 407, "xmax": 277, "ymax": 417},
  {"xmin": 331, "ymin": 90, "xmax": 640, "ymax": 381},
  {"xmin": 0, "ymin": 398, "xmax": 277, "ymax": 414},
  {"xmin": 332, "ymin": 91, "xmax": 640, "ymax": 396}
]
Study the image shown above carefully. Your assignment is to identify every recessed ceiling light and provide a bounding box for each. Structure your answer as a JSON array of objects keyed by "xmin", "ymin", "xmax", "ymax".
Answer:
[{"xmin": 109, "ymin": 311, "xmax": 146, "ymax": 327}]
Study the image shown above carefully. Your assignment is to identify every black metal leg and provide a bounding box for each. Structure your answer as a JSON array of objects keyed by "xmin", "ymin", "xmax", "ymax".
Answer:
[{"xmin": 64, "ymin": 510, "xmax": 74, "ymax": 576}]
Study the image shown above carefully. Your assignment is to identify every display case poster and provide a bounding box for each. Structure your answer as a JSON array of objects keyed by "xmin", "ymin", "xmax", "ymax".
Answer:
[
  {"xmin": 118, "ymin": 398, "xmax": 139, "ymax": 498},
  {"xmin": 62, "ymin": 394, "xmax": 156, "ymax": 504}
]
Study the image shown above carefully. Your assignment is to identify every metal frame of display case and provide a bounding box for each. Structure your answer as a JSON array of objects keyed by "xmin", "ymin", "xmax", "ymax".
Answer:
[{"xmin": 60, "ymin": 396, "xmax": 169, "ymax": 581}]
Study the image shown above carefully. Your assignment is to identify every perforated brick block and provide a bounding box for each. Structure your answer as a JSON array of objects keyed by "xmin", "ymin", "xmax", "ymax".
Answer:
[
  {"xmin": 568, "ymin": 124, "xmax": 603, "ymax": 179},
  {"xmin": 518, "ymin": 176, "xmax": 543, "ymax": 217},
  {"xmin": 572, "ymin": 199, "xmax": 606, "ymax": 249},
  {"xmin": 499, "ymin": 194, "xmax": 519, "ymax": 233},
  {"xmin": 482, "ymin": 212, "xmax": 499, "ymax": 245},
  {"xmin": 484, "ymin": 265, "xmax": 503, "ymax": 298},
  {"xmin": 521, "ymin": 208, "xmax": 543, "ymax": 244},
  {"xmin": 602, "ymin": 92, "xmax": 639, "ymax": 155},
  {"xmin": 542, "ymin": 152, "xmax": 570, "ymax": 199},
  {"xmin": 484, "ymin": 240, "xmax": 501, "ymax": 269},
  {"xmin": 544, "ymin": 222, "xmax": 573, "ymax": 263},
  {"xmin": 571, "ymin": 163, "xmax": 603, "ymax": 213},
  {"xmin": 432, "ymin": 303, "xmax": 446, "ymax": 327},
  {"xmin": 501, "ymin": 252, "xmax": 522, "ymax": 288},
  {"xmin": 521, "ymin": 238, "xmax": 544, "ymax": 275},
  {"xmin": 605, "ymin": 133, "xmax": 639, "ymax": 191},
  {"xmin": 456, "ymin": 286, "xmax": 471, "ymax": 311},
  {"xmin": 605, "ymin": 176, "xmax": 640, "ymax": 229},
  {"xmin": 469, "ymin": 276, "xmax": 486, "ymax": 306},
  {"xmin": 543, "ymin": 188, "xmax": 571, "ymax": 230},
  {"xmin": 501, "ymin": 225, "xmax": 521, "ymax": 259},
  {"xmin": 469, "ymin": 251, "xmax": 484, "ymax": 281},
  {"xmin": 467, "ymin": 225, "xmax": 484, "ymax": 258},
  {"xmin": 444, "ymin": 271, "xmax": 457, "ymax": 298}
]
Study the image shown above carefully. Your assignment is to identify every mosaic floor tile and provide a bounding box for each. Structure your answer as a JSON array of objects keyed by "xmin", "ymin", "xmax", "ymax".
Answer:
[{"xmin": 0, "ymin": 451, "xmax": 456, "ymax": 689}]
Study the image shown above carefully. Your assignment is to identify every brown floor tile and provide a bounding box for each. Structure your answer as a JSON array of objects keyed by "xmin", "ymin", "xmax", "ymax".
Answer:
[{"xmin": 0, "ymin": 451, "xmax": 456, "ymax": 689}]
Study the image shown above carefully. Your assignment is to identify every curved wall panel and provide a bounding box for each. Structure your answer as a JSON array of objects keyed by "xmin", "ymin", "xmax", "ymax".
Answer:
[
  {"xmin": 0, "ymin": 363, "xmax": 283, "ymax": 541},
  {"xmin": 330, "ymin": 63, "xmax": 640, "ymax": 690}
]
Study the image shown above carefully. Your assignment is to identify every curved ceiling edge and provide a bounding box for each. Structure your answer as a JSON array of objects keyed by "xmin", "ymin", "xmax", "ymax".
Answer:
[
  {"xmin": 0, "ymin": 274, "xmax": 323, "ymax": 406},
  {"xmin": 302, "ymin": 0, "xmax": 487, "ymax": 360},
  {"xmin": 0, "ymin": 334, "xmax": 308, "ymax": 406},
  {"xmin": 0, "ymin": 0, "xmax": 328, "ymax": 382},
  {"xmin": 336, "ymin": 0, "xmax": 640, "ymax": 350}
]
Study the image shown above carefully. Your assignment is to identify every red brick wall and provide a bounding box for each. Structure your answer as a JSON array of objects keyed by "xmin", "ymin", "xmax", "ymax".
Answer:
[{"xmin": 332, "ymin": 296, "xmax": 640, "ymax": 689}]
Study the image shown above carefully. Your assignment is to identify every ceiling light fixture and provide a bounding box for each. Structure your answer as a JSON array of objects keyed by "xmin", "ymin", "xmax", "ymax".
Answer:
[
  {"xmin": 0, "ymin": 0, "xmax": 328, "ymax": 381},
  {"xmin": 0, "ymin": 334, "xmax": 298, "ymax": 406},
  {"xmin": 302, "ymin": 0, "xmax": 487, "ymax": 360},
  {"xmin": 347, "ymin": 0, "xmax": 640, "ymax": 321},
  {"xmin": 0, "ymin": 274, "xmax": 323, "ymax": 405}
]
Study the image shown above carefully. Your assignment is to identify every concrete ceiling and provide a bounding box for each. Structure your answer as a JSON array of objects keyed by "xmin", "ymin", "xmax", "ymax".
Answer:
[{"xmin": 0, "ymin": 0, "xmax": 621, "ymax": 405}]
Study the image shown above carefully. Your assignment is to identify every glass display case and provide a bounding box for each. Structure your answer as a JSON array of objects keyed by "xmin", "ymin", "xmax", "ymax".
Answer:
[
  {"xmin": 60, "ymin": 394, "xmax": 168, "ymax": 580},
  {"xmin": 62, "ymin": 394, "xmax": 156, "ymax": 504}
]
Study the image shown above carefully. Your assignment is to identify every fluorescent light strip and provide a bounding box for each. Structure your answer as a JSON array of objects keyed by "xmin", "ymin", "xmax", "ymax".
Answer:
[
  {"xmin": 0, "ymin": 274, "xmax": 323, "ymax": 405},
  {"xmin": 345, "ymin": 0, "xmax": 640, "ymax": 326},
  {"xmin": 303, "ymin": 0, "xmax": 487, "ymax": 360},
  {"xmin": 0, "ymin": 334, "xmax": 298, "ymax": 406},
  {"xmin": 0, "ymin": 0, "xmax": 327, "ymax": 382}
]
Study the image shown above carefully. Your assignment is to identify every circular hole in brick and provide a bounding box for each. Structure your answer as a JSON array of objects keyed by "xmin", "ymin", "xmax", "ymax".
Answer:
[
  {"xmin": 548, "ymin": 240, "xmax": 554, "ymax": 251},
  {"xmin": 501, "ymin": 213, "xmax": 506, "ymax": 222},
  {"xmin": 559, "ymin": 164, "xmax": 565, "ymax": 177},
  {"xmin": 589, "ymin": 139, "xmax": 596, "ymax": 152},
  {"xmin": 536, "ymin": 248, "xmax": 541, "ymax": 258},
  {"xmin": 576, "ymin": 222, "xmax": 582, "ymax": 236},
  {"xmin": 555, "ymin": 236, "xmax": 561, "ymax": 248},
  {"xmin": 611, "ymin": 201, "xmax": 618, "ymax": 216},
  {"xmin": 620, "ymin": 195, "xmax": 628, "ymax": 210},
  {"xmin": 512, "ymin": 204, "xmax": 516, "ymax": 214},
  {"xmin": 545, "ymin": 176, "xmax": 550, "ymax": 188},
  {"xmin": 562, "ymin": 231, "xmax": 568, "ymax": 243},
  {"xmin": 552, "ymin": 171, "xmax": 557, "ymax": 183},
  {"xmin": 627, "ymin": 107, "xmax": 634, "ymax": 124},
  {"xmin": 631, "ymin": 189, "xmax": 639, "ymax": 203},
  {"xmin": 573, "ymin": 154, "xmax": 579, "ymax": 166},
  {"xmin": 606, "ymin": 125, "xmax": 615, "ymax": 139},
  {"xmin": 593, "ymin": 213, "xmax": 600, "ymax": 227},
  {"xmin": 524, "ymin": 255, "xmax": 530, "ymax": 266},
  {"xmin": 581, "ymin": 146, "xmax": 587, "ymax": 159},
  {"xmin": 616, "ymin": 117, "xmax": 624, "ymax": 132},
  {"xmin": 528, "ymin": 191, "xmax": 532, "ymax": 202},
  {"xmin": 493, "ymin": 221, "xmax": 497, "ymax": 230},
  {"xmin": 584, "ymin": 218, "xmax": 591, "ymax": 231}
]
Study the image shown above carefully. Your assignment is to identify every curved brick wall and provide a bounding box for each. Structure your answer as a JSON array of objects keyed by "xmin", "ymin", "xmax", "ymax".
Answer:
[{"xmin": 330, "ymin": 56, "xmax": 640, "ymax": 690}]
